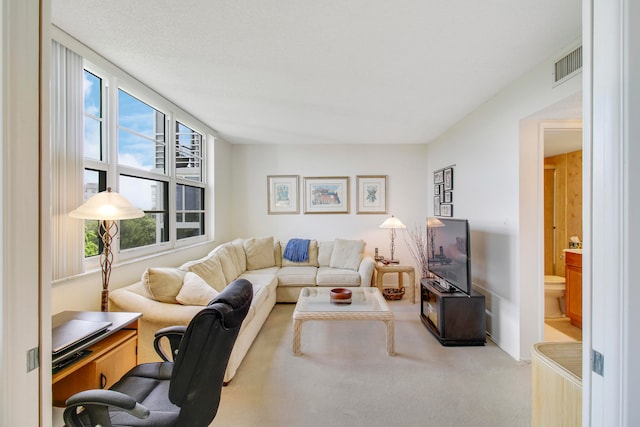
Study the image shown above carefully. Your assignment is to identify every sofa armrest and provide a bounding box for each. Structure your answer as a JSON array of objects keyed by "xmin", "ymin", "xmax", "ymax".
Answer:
[
  {"xmin": 109, "ymin": 285, "xmax": 203, "ymax": 325},
  {"xmin": 358, "ymin": 256, "xmax": 376, "ymax": 287}
]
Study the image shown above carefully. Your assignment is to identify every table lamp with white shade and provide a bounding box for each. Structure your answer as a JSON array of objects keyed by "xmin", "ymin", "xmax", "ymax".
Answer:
[
  {"xmin": 69, "ymin": 187, "xmax": 145, "ymax": 311},
  {"xmin": 379, "ymin": 215, "xmax": 406, "ymax": 263}
]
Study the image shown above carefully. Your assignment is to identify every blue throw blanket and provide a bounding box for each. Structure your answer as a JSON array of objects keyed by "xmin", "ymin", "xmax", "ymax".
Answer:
[{"xmin": 283, "ymin": 238, "xmax": 310, "ymax": 262}]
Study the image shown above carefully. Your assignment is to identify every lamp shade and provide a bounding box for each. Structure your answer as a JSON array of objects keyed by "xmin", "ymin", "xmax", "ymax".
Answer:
[
  {"xmin": 379, "ymin": 216, "xmax": 406, "ymax": 229},
  {"xmin": 69, "ymin": 188, "xmax": 145, "ymax": 220},
  {"xmin": 426, "ymin": 217, "xmax": 445, "ymax": 228}
]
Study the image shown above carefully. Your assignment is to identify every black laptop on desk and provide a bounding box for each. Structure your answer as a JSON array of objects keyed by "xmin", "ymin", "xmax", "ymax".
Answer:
[{"xmin": 52, "ymin": 318, "xmax": 112, "ymax": 356}]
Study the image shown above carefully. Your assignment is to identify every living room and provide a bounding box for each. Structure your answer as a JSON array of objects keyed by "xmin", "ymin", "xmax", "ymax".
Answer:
[{"xmin": 2, "ymin": 1, "xmax": 640, "ymax": 426}]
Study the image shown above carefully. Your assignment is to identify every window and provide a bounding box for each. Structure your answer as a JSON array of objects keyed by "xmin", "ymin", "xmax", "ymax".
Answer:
[
  {"xmin": 118, "ymin": 89, "xmax": 166, "ymax": 174},
  {"xmin": 119, "ymin": 175, "xmax": 169, "ymax": 249},
  {"xmin": 79, "ymin": 64, "xmax": 209, "ymax": 263},
  {"xmin": 176, "ymin": 184, "xmax": 204, "ymax": 239},
  {"xmin": 83, "ymin": 71, "xmax": 103, "ymax": 161},
  {"xmin": 175, "ymin": 121, "xmax": 205, "ymax": 240},
  {"xmin": 83, "ymin": 169, "xmax": 106, "ymax": 257},
  {"xmin": 175, "ymin": 121, "xmax": 202, "ymax": 181}
]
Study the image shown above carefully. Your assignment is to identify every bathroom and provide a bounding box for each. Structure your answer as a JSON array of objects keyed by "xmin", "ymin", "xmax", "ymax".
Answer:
[{"xmin": 543, "ymin": 128, "xmax": 583, "ymax": 342}]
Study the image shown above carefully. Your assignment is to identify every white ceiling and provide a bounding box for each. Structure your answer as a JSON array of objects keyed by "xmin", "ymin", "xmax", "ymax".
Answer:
[
  {"xmin": 51, "ymin": 0, "xmax": 582, "ymax": 145},
  {"xmin": 545, "ymin": 129, "xmax": 583, "ymax": 157}
]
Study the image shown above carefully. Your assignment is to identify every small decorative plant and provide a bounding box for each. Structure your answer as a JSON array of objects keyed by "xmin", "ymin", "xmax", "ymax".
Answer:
[{"xmin": 403, "ymin": 223, "xmax": 429, "ymax": 278}]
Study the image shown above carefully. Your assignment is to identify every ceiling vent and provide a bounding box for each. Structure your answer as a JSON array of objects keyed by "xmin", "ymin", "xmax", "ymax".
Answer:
[{"xmin": 554, "ymin": 45, "xmax": 582, "ymax": 86}]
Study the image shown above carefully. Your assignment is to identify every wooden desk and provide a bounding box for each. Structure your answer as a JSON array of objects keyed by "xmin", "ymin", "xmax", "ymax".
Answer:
[
  {"xmin": 51, "ymin": 311, "xmax": 141, "ymax": 407},
  {"xmin": 375, "ymin": 263, "xmax": 416, "ymax": 303}
]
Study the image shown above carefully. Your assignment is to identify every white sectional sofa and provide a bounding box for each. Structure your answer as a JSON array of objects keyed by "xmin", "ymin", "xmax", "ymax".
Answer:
[{"xmin": 109, "ymin": 236, "xmax": 375, "ymax": 383}]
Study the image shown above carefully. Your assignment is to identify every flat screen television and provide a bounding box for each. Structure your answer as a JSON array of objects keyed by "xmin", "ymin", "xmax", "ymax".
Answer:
[{"xmin": 426, "ymin": 217, "xmax": 472, "ymax": 295}]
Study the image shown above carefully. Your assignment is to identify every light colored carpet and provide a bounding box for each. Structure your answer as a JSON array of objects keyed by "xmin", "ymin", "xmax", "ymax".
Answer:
[{"xmin": 212, "ymin": 298, "xmax": 532, "ymax": 427}]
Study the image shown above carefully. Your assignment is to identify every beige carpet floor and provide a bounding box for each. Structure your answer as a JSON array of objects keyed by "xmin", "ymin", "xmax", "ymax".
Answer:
[{"xmin": 212, "ymin": 298, "xmax": 532, "ymax": 427}]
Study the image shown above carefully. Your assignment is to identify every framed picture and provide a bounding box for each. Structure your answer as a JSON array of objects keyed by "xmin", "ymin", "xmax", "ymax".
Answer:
[
  {"xmin": 440, "ymin": 203, "xmax": 453, "ymax": 217},
  {"xmin": 434, "ymin": 196, "xmax": 441, "ymax": 216},
  {"xmin": 267, "ymin": 175, "xmax": 299, "ymax": 214},
  {"xmin": 444, "ymin": 168, "xmax": 454, "ymax": 190},
  {"xmin": 303, "ymin": 176, "xmax": 349, "ymax": 214},
  {"xmin": 356, "ymin": 175, "xmax": 387, "ymax": 214},
  {"xmin": 434, "ymin": 184, "xmax": 441, "ymax": 196},
  {"xmin": 434, "ymin": 170, "xmax": 444, "ymax": 184},
  {"xmin": 443, "ymin": 191, "xmax": 453, "ymax": 204}
]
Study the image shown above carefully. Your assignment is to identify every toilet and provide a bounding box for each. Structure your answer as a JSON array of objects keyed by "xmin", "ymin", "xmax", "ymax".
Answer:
[{"xmin": 544, "ymin": 275, "xmax": 566, "ymax": 318}]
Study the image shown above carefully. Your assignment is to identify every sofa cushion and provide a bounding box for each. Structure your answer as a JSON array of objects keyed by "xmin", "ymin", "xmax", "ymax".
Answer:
[
  {"xmin": 316, "ymin": 266, "xmax": 362, "ymax": 287},
  {"xmin": 180, "ymin": 253, "xmax": 228, "ymax": 292},
  {"xmin": 281, "ymin": 240, "xmax": 319, "ymax": 267},
  {"xmin": 250, "ymin": 283, "xmax": 269, "ymax": 307},
  {"xmin": 317, "ymin": 241, "xmax": 334, "ymax": 267},
  {"xmin": 239, "ymin": 268, "xmax": 279, "ymax": 290},
  {"xmin": 175, "ymin": 272, "xmax": 219, "ymax": 306},
  {"xmin": 244, "ymin": 236, "xmax": 276, "ymax": 270},
  {"xmin": 329, "ymin": 239, "xmax": 365, "ymax": 271},
  {"xmin": 277, "ymin": 266, "xmax": 318, "ymax": 286},
  {"xmin": 231, "ymin": 239, "xmax": 247, "ymax": 272},
  {"xmin": 142, "ymin": 267, "xmax": 186, "ymax": 304},
  {"xmin": 213, "ymin": 244, "xmax": 243, "ymax": 283},
  {"xmin": 273, "ymin": 240, "xmax": 282, "ymax": 267}
]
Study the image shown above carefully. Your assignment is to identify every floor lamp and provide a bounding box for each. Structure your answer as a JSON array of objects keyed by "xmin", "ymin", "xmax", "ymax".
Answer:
[
  {"xmin": 70, "ymin": 187, "xmax": 144, "ymax": 311},
  {"xmin": 379, "ymin": 215, "xmax": 406, "ymax": 263}
]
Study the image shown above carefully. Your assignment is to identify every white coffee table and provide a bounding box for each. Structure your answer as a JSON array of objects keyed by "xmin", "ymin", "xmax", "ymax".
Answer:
[{"xmin": 292, "ymin": 287, "xmax": 395, "ymax": 356}]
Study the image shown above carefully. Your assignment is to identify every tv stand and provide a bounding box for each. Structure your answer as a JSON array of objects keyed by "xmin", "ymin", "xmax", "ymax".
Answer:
[
  {"xmin": 420, "ymin": 278, "xmax": 486, "ymax": 346},
  {"xmin": 432, "ymin": 280, "xmax": 456, "ymax": 293}
]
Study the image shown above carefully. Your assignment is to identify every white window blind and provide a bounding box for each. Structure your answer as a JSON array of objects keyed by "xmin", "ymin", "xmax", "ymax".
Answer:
[{"xmin": 50, "ymin": 41, "xmax": 84, "ymax": 280}]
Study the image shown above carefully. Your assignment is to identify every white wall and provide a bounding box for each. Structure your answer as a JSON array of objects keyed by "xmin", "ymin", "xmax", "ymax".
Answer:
[
  {"xmin": 1, "ymin": 0, "xmax": 42, "ymax": 425},
  {"xmin": 425, "ymin": 52, "xmax": 581, "ymax": 360},
  {"xmin": 229, "ymin": 144, "xmax": 429, "ymax": 274}
]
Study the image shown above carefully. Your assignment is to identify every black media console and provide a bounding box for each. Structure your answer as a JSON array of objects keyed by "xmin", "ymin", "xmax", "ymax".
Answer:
[{"xmin": 420, "ymin": 278, "xmax": 486, "ymax": 346}]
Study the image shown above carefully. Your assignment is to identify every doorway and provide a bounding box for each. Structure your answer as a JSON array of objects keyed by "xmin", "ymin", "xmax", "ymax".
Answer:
[{"xmin": 542, "ymin": 126, "xmax": 582, "ymax": 342}]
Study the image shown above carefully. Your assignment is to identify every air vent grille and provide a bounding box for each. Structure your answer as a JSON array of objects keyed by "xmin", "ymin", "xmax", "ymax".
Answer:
[{"xmin": 554, "ymin": 46, "xmax": 582, "ymax": 85}]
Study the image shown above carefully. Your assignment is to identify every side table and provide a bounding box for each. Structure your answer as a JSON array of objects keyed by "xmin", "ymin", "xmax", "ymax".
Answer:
[{"xmin": 375, "ymin": 263, "xmax": 416, "ymax": 303}]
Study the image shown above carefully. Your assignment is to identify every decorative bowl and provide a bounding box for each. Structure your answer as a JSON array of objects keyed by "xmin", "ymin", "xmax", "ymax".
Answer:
[{"xmin": 330, "ymin": 288, "xmax": 352, "ymax": 304}]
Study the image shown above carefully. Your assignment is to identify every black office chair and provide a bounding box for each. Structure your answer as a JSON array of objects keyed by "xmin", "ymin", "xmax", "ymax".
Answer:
[{"xmin": 63, "ymin": 278, "xmax": 253, "ymax": 427}]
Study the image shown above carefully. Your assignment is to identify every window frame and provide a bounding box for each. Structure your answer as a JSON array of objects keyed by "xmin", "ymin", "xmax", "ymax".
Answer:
[{"xmin": 78, "ymin": 58, "xmax": 212, "ymax": 269}]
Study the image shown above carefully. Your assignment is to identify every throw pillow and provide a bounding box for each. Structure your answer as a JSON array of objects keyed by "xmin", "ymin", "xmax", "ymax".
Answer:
[
  {"xmin": 215, "ymin": 244, "xmax": 243, "ymax": 282},
  {"xmin": 180, "ymin": 254, "xmax": 228, "ymax": 292},
  {"xmin": 317, "ymin": 241, "xmax": 334, "ymax": 267},
  {"xmin": 329, "ymin": 239, "xmax": 365, "ymax": 271},
  {"xmin": 176, "ymin": 272, "xmax": 219, "ymax": 306},
  {"xmin": 244, "ymin": 236, "xmax": 276, "ymax": 270},
  {"xmin": 142, "ymin": 267, "xmax": 186, "ymax": 304}
]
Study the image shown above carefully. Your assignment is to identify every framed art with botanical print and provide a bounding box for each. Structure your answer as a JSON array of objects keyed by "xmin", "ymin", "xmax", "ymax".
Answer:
[
  {"xmin": 267, "ymin": 175, "xmax": 299, "ymax": 214},
  {"xmin": 356, "ymin": 175, "xmax": 387, "ymax": 214}
]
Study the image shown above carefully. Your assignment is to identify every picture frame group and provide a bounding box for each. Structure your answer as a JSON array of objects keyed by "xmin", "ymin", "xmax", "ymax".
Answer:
[
  {"xmin": 433, "ymin": 166, "xmax": 454, "ymax": 217},
  {"xmin": 267, "ymin": 175, "xmax": 388, "ymax": 215}
]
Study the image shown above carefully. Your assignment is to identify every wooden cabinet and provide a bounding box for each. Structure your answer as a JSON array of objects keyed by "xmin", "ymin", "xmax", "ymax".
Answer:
[
  {"xmin": 420, "ymin": 278, "xmax": 486, "ymax": 346},
  {"xmin": 532, "ymin": 342, "xmax": 582, "ymax": 427},
  {"xmin": 52, "ymin": 311, "xmax": 141, "ymax": 407},
  {"xmin": 565, "ymin": 251, "xmax": 582, "ymax": 328}
]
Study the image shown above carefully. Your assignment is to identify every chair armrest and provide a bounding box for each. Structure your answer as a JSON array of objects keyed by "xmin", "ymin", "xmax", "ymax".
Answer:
[
  {"xmin": 63, "ymin": 389, "xmax": 150, "ymax": 427},
  {"xmin": 153, "ymin": 325, "xmax": 187, "ymax": 361}
]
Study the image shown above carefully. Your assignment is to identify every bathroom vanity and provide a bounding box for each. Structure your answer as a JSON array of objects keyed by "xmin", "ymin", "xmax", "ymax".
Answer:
[{"xmin": 565, "ymin": 250, "xmax": 582, "ymax": 328}]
